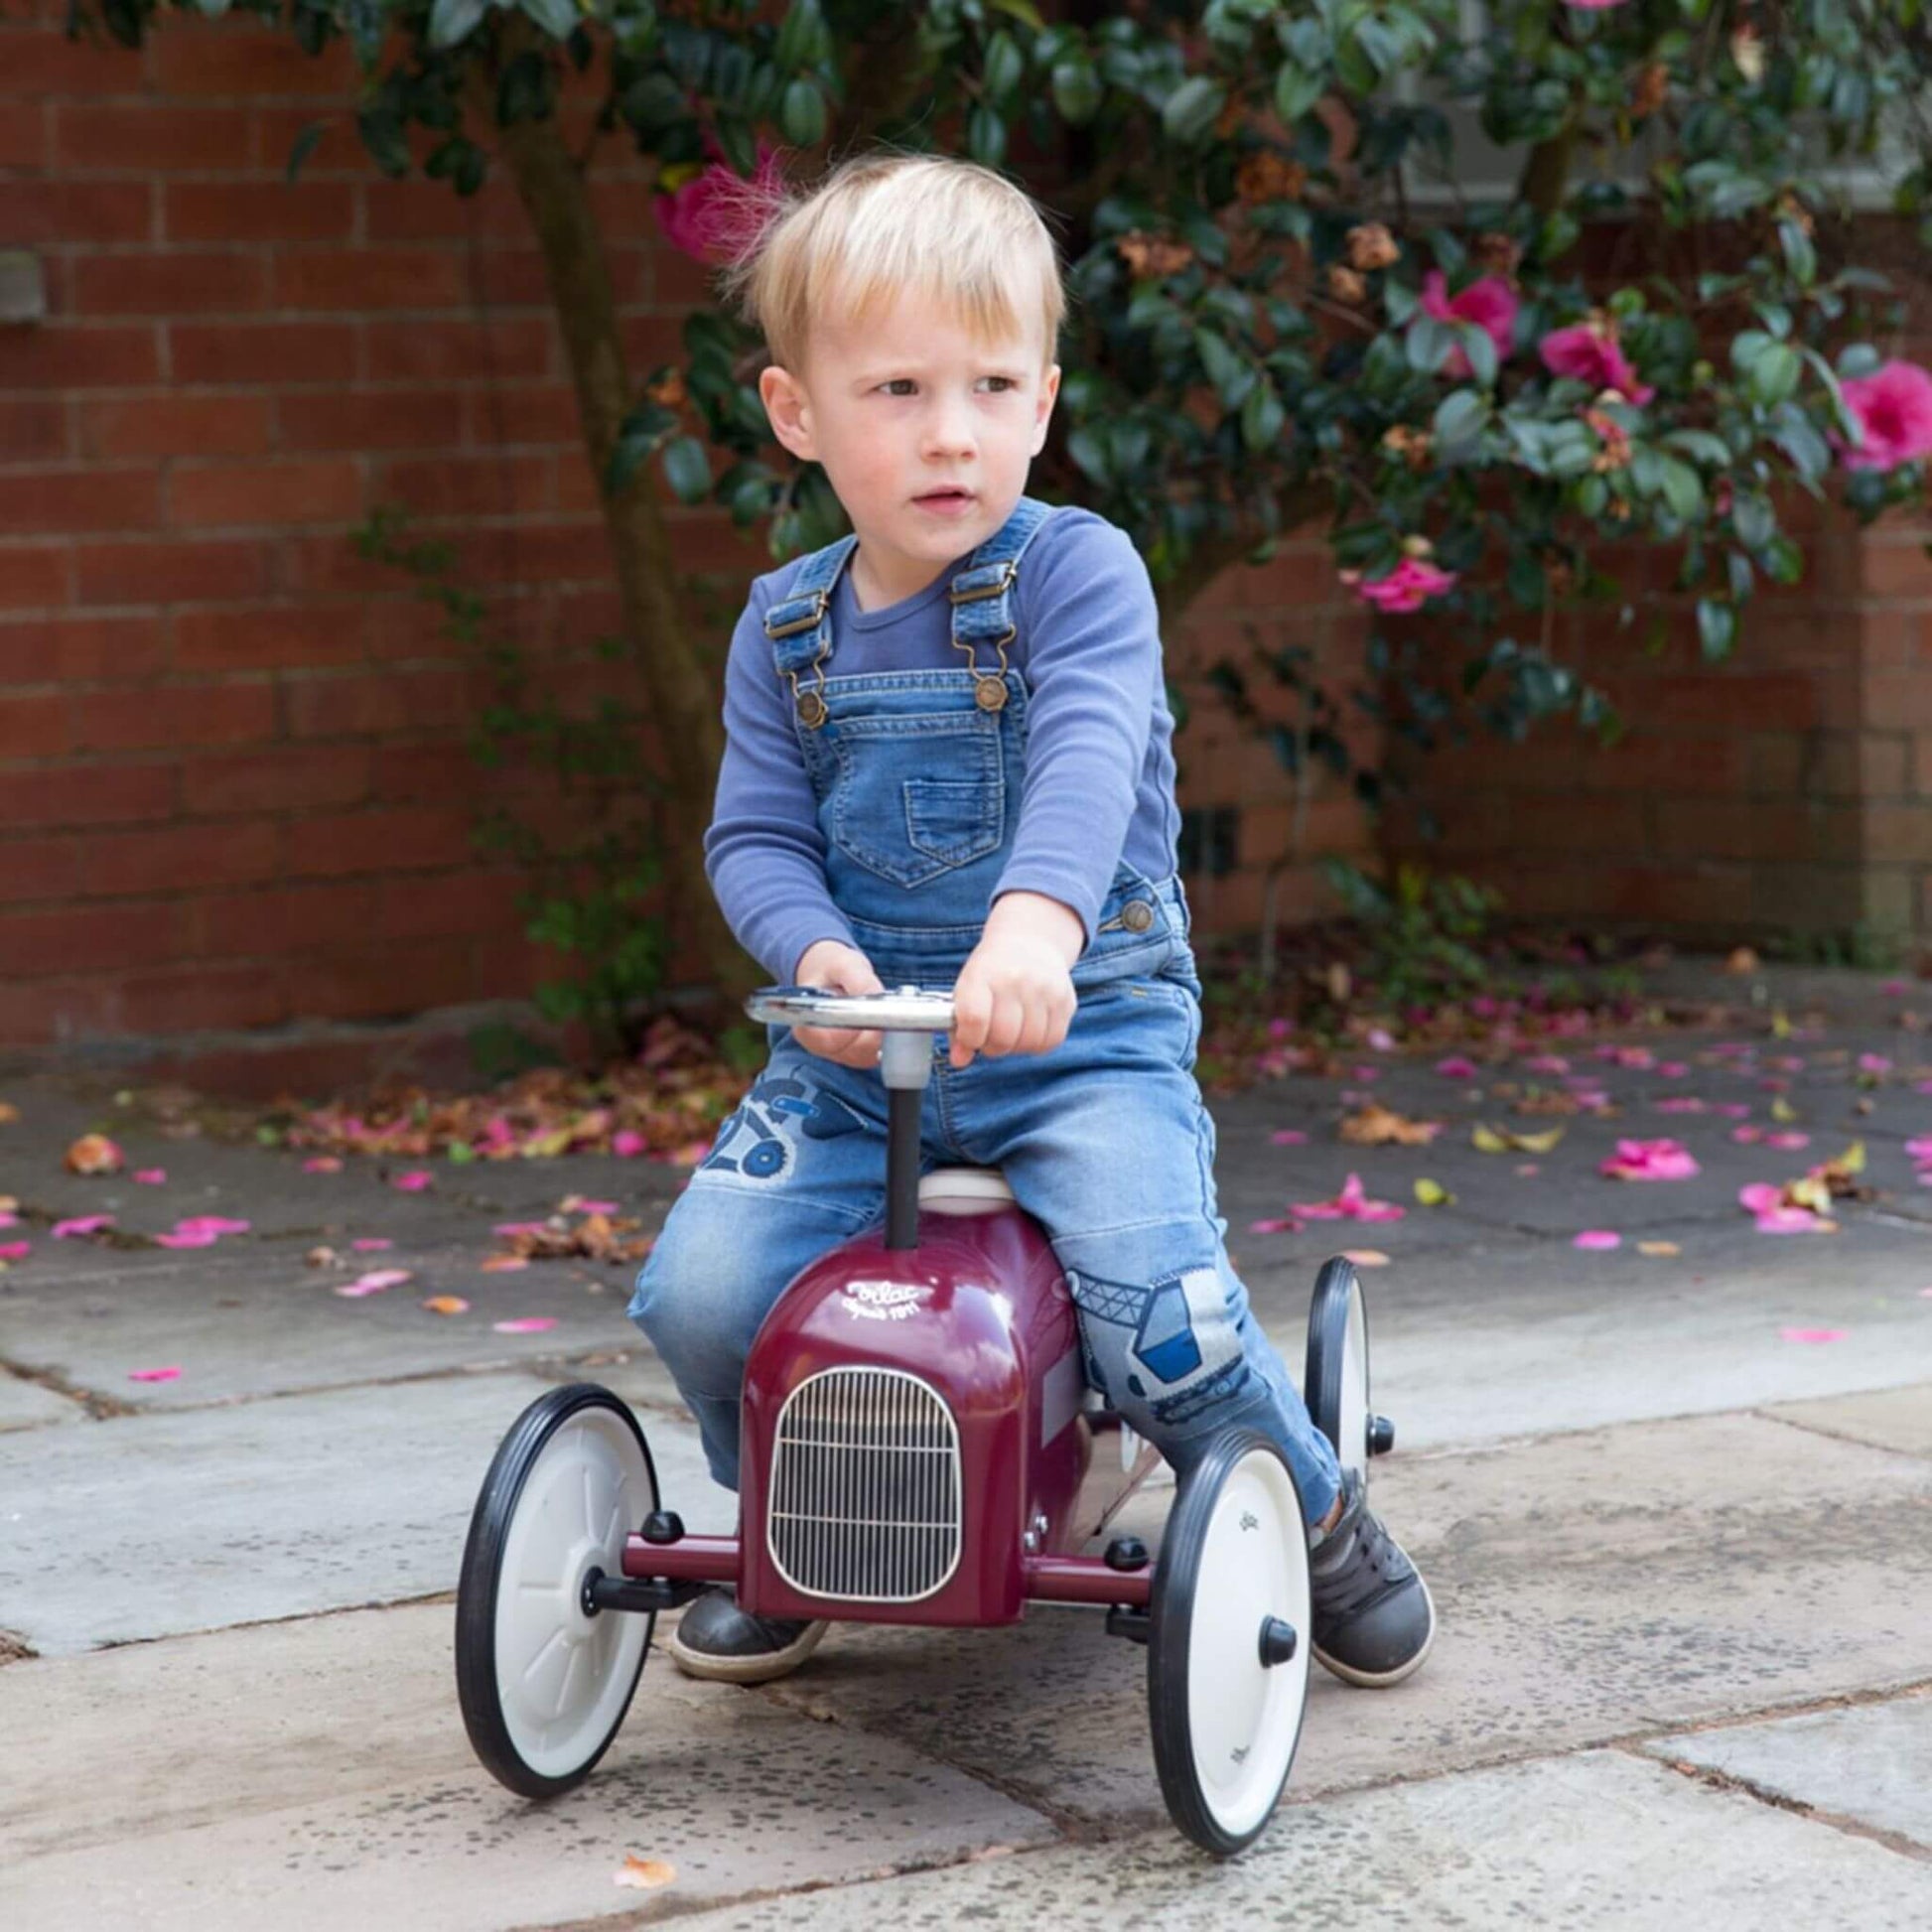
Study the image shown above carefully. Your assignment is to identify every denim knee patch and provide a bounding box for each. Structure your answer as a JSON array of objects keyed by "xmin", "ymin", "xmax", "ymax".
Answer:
[{"xmin": 1066, "ymin": 1256, "xmax": 1250, "ymax": 1428}]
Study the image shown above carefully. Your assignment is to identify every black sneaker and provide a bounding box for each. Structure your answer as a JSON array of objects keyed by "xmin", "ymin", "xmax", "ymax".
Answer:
[
  {"xmin": 663, "ymin": 1587, "xmax": 828, "ymax": 1685},
  {"xmin": 1309, "ymin": 1469, "xmax": 1437, "ymax": 1687}
]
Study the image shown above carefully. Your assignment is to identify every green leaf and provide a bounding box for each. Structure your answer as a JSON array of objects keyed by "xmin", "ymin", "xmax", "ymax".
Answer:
[
  {"xmin": 1696, "ymin": 597, "xmax": 1737, "ymax": 660},
  {"xmin": 1240, "ymin": 378, "xmax": 1286, "ymax": 452},
  {"xmin": 983, "ymin": 30, "xmax": 1026, "ymax": 101},
  {"xmin": 779, "ymin": 78, "xmax": 827, "ymax": 145},
  {"xmin": 1274, "ymin": 62, "xmax": 1324, "ymax": 123},
  {"xmin": 429, "ymin": 0, "xmax": 490, "ymax": 49},
  {"xmin": 284, "ymin": 120, "xmax": 328, "ymax": 184},
  {"xmin": 773, "ymin": 0, "xmax": 823, "ymax": 70},
  {"xmin": 1778, "ymin": 218, "xmax": 1817, "ymax": 288},
  {"xmin": 1431, "ymin": 387, "xmax": 1486, "ymax": 460},
  {"xmin": 1193, "ymin": 326, "xmax": 1248, "ymax": 403},
  {"xmin": 660, "ymin": 436, "xmax": 712, "ymax": 504},
  {"xmin": 1161, "ymin": 75, "xmax": 1226, "ymax": 146},
  {"xmin": 518, "ymin": 0, "xmax": 576, "ymax": 42},
  {"xmin": 1657, "ymin": 456, "xmax": 1704, "ymax": 521},
  {"xmin": 1748, "ymin": 342, "xmax": 1802, "ymax": 407},
  {"xmin": 1050, "ymin": 58, "xmax": 1104, "ymax": 125},
  {"xmin": 967, "ymin": 103, "xmax": 1008, "ymax": 167}
]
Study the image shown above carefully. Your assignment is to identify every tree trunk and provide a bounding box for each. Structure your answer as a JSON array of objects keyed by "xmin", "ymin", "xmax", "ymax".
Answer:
[{"xmin": 483, "ymin": 65, "xmax": 758, "ymax": 1006}]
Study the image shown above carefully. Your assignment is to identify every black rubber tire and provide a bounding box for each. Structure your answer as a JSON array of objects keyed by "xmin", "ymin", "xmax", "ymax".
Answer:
[
  {"xmin": 1148, "ymin": 1429, "xmax": 1311, "ymax": 1858},
  {"xmin": 1304, "ymin": 1255, "xmax": 1368, "ymax": 1470},
  {"xmin": 455, "ymin": 1382, "xmax": 657, "ymax": 1800}
]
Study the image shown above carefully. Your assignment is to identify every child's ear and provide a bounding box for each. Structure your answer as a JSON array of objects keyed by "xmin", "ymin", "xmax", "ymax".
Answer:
[
  {"xmin": 1031, "ymin": 363, "xmax": 1061, "ymax": 456},
  {"xmin": 759, "ymin": 364, "xmax": 818, "ymax": 462}
]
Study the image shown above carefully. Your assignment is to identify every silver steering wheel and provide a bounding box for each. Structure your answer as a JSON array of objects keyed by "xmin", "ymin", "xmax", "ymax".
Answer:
[{"xmin": 745, "ymin": 985, "xmax": 957, "ymax": 1034}]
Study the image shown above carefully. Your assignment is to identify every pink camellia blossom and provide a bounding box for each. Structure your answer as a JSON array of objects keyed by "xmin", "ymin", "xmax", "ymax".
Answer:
[
  {"xmin": 1739, "ymin": 1181, "xmax": 1835, "ymax": 1234},
  {"xmin": 1837, "ymin": 360, "xmax": 1932, "ymax": 471},
  {"xmin": 1293, "ymin": 1173, "xmax": 1406, "ymax": 1223},
  {"xmin": 654, "ymin": 141, "xmax": 786, "ymax": 266},
  {"xmin": 53, "ymin": 1214, "xmax": 115, "ymax": 1239},
  {"xmin": 1348, "ymin": 557, "xmax": 1458, "ymax": 613},
  {"xmin": 1540, "ymin": 318, "xmax": 1654, "ymax": 403},
  {"xmin": 1419, "ymin": 270, "xmax": 1519, "ymax": 378},
  {"xmin": 1600, "ymin": 1138, "xmax": 1701, "ymax": 1181}
]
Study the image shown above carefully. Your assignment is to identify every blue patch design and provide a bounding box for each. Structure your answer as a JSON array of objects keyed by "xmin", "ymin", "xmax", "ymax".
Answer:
[
  {"xmin": 699, "ymin": 1072, "xmax": 865, "ymax": 1181},
  {"xmin": 1133, "ymin": 1278, "xmax": 1204, "ymax": 1384}
]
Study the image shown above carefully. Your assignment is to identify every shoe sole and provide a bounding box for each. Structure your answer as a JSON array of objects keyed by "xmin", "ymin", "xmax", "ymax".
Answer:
[
  {"xmin": 664, "ymin": 1615, "xmax": 829, "ymax": 1685},
  {"xmin": 1313, "ymin": 1575, "xmax": 1437, "ymax": 1689}
]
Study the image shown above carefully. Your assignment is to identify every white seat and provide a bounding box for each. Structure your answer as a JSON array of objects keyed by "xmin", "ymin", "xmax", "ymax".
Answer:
[{"xmin": 917, "ymin": 1166, "xmax": 1015, "ymax": 1215}]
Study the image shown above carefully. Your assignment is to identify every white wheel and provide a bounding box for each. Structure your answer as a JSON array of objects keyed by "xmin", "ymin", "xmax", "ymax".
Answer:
[
  {"xmin": 1306, "ymin": 1258, "xmax": 1386, "ymax": 1493},
  {"xmin": 456, "ymin": 1385, "xmax": 657, "ymax": 1797},
  {"xmin": 1149, "ymin": 1432, "xmax": 1311, "ymax": 1856}
]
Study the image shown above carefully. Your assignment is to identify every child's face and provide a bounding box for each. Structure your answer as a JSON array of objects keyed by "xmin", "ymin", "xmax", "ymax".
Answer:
[{"xmin": 759, "ymin": 290, "xmax": 1060, "ymax": 606}]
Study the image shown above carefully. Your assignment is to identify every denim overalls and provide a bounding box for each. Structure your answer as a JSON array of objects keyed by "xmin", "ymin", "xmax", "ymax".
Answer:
[{"xmin": 629, "ymin": 499, "xmax": 1340, "ymax": 1523}]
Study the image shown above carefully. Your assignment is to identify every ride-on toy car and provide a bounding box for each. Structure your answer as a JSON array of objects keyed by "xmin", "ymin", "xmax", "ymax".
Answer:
[{"xmin": 456, "ymin": 986, "xmax": 1397, "ymax": 1857}]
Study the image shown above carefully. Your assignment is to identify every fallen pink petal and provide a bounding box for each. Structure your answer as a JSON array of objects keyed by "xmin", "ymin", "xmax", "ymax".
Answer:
[
  {"xmin": 1269, "ymin": 1129, "xmax": 1309, "ymax": 1146},
  {"xmin": 1573, "ymin": 1229, "xmax": 1622, "ymax": 1251},
  {"xmin": 392, "ymin": 1171, "xmax": 434, "ymax": 1192},
  {"xmin": 351, "ymin": 1237, "xmax": 394, "ymax": 1251},
  {"xmin": 1599, "ymin": 1138, "xmax": 1701, "ymax": 1181},
  {"xmin": 1907, "ymin": 1135, "xmax": 1932, "ymax": 1161},
  {"xmin": 1779, "ymin": 1326, "xmax": 1849, "ymax": 1344},
  {"xmin": 493, "ymin": 1316, "xmax": 559, "ymax": 1334},
  {"xmin": 127, "ymin": 1365, "xmax": 182, "ymax": 1383},
  {"xmin": 1730, "ymin": 1125, "xmax": 1763, "ymax": 1144},
  {"xmin": 1247, "ymin": 1215, "xmax": 1304, "ymax": 1234},
  {"xmin": 133, "ymin": 1168, "xmax": 166, "ymax": 1184},
  {"xmin": 612, "ymin": 1130, "xmax": 648, "ymax": 1159},
  {"xmin": 304, "ymin": 1157, "xmax": 344, "ymax": 1173},
  {"xmin": 1435, "ymin": 1056, "xmax": 1478, "ymax": 1079},
  {"xmin": 1293, "ymin": 1173, "xmax": 1406, "ymax": 1223},
  {"xmin": 1763, "ymin": 1131, "xmax": 1811, "ymax": 1151},
  {"xmin": 52, "ymin": 1215, "xmax": 115, "ymax": 1239},
  {"xmin": 563, "ymin": 1197, "xmax": 621, "ymax": 1215},
  {"xmin": 154, "ymin": 1229, "xmax": 219, "ymax": 1249},
  {"xmin": 0, "ymin": 1240, "xmax": 31, "ymax": 1261},
  {"xmin": 335, "ymin": 1268, "xmax": 412, "ymax": 1298}
]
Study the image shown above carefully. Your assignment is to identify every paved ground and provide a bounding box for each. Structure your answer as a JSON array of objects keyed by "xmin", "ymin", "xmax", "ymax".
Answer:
[{"xmin": 2, "ymin": 959, "xmax": 1930, "ymax": 1928}]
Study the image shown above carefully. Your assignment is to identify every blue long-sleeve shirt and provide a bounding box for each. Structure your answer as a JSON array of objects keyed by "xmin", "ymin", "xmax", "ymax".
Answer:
[{"xmin": 704, "ymin": 506, "xmax": 1182, "ymax": 983}]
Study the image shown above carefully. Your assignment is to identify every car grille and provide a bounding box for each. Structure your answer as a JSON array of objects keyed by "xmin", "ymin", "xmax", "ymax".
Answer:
[{"xmin": 766, "ymin": 1366, "xmax": 962, "ymax": 1602}]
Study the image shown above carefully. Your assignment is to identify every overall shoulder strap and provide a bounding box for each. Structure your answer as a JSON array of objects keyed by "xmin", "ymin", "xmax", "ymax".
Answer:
[
  {"xmin": 947, "ymin": 496, "xmax": 1057, "ymax": 656},
  {"xmin": 762, "ymin": 532, "xmax": 859, "ymax": 682}
]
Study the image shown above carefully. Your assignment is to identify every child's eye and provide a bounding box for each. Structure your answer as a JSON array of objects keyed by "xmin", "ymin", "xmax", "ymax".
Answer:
[
  {"xmin": 880, "ymin": 379, "xmax": 917, "ymax": 396},
  {"xmin": 978, "ymin": 376, "xmax": 1018, "ymax": 393}
]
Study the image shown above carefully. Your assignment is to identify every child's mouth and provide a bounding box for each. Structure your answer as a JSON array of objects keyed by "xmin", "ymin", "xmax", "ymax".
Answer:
[{"xmin": 914, "ymin": 488, "xmax": 976, "ymax": 515}]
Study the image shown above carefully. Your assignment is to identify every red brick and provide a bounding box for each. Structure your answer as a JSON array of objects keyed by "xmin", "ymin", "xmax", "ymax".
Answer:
[
  {"xmin": 151, "ymin": 23, "xmax": 356, "ymax": 97},
  {"xmin": 0, "ymin": 760, "xmax": 176, "ymax": 827},
  {"xmin": 71, "ymin": 681, "xmax": 274, "ymax": 753},
  {"xmin": 364, "ymin": 317, "xmax": 554, "ymax": 383},
  {"xmin": 466, "ymin": 384, "xmax": 580, "ymax": 446},
  {"xmin": 1863, "ymin": 538, "xmax": 1932, "ymax": 600},
  {"xmin": 276, "ymin": 389, "xmax": 464, "ymax": 453},
  {"xmin": 372, "ymin": 454, "xmax": 553, "ymax": 519},
  {"xmin": 1863, "ymin": 672, "xmax": 1932, "ymax": 732},
  {"xmin": 71, "ymin": 251, "xmax": 269, "ymax": 317},
  {"xmin": 466, "ymin": 251, "xmax": 555, "ymax": 308},
  {"xmin": 115, "ymin": 961, "xmax": 291, "ymax": 1034},
  {"xmin": 361, "ymin": 180, "xmax": 527, "ymax": 243},
  {"xmin": 54, "ymin": 103, "xmax": 253, "ymax": 172},
  {"xmin": 0, "ymin": 469, "xmax": 159, "ymax": 536},
  {"xmin": 283, "ymin": 805, "xmax": 473, "ymax": 877},
  {"xmin": 164, "ymin": 181, "xmax": 355, "ymax": 243},
  {"xmin": 0, "ymin": 99, "xmax": 47, "ymax": 168},
  {"xmin": 168, "ymin": 459, "xmax": 362, "ymax": 529},
  {"xmin": 0, "ymin": 693, "xmax": 69, "ymax": 758},
  {"xmin": 0, "ymin": 545, "xmax": 69, "ymax": 610},
  {"xmin": 170, "ymin": 320, "xmax": 357, "ymax": 386},
  {"xmin": 0, "ymin": 836, "xmax": 80, "ymax": 905},
  {"xmin": 197, "ymin": 880, "xmax": 377, "ymax": 958},
  {"xmin": 183, "ymin": 744, "xmax": 370, "ymax": 816},
  {"xmin": 284, "ymin": 666, "xmax": 475, "ymax": 740},
  {"xmin": 375, "ymin": 869, "xmax": 521, "ymax": 941},
  {"xmin": 78, "ymin": 394, "xmax": 273, "ymax": 460},
  {"xmin": 0, "ymin": 900, "xmax": 187, "ymax": 977},
  {"xmin": 72, "ymin": 537, "xmax": 271, "ymax": 607},
  {"xmin": 274, "ymin": 249, "xmax": 468, "ymax": 312},
  {"xmin": 0, "ymin": 325, "xmax": 162, "ymax": 391},
  {"xmin": 282, "ymin": 532, "xmax": 404, "ymax": 597},
  {"xmin": 0, "ymin": 976, "xmax": 120, "ymax": 1045},
  {"xmin": 0, "ymin": 398, "xmax": 68, "ymax": 462},
  {"xmin": 0, "ymin": 26, "xmax": 142, "ymax": 94},
  {"xmin": 0, "ymin": 180, "xmax": 151, "ymax": 244},
  {"xmin": 286, "ymin": 939, "xmax": 478, "ymax": 1022},
  {"xmin": 369, "ymin": 740, "xmax": 476, "ymax": 801},
  {"xmin": 78, "ymin": 819, "xmax": 280, "ymax": 897},
  {"xmin": 173, "ymin": 604, "xmax": 365, "ymax": 673},
  {"xmin": 249, "ymin": 105, "xmax": 357, "ymax": 175},
  {"xmin": 0, "ymin": 616, "xmax": 166, "ymax": 682}
]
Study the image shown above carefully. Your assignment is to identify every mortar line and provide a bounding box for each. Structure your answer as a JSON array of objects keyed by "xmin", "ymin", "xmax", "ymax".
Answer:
[{"xmin": 1750, "ymin": 1404, "xmax": 1932, "ymax": 1460}]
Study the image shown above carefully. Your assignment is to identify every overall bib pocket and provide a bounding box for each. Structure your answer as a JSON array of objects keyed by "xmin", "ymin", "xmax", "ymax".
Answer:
[{"xmin": 830, "ymin": 711, "xmax": 1005, "ymax": 889}]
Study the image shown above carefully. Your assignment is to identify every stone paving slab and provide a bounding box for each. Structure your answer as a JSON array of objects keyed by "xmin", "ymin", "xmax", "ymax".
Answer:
[
  {"xmin": 0, "ymin": 1367, "xmax": 79, "ymax": 1432},
  {"xmin": 0, "ymin": 1602, "xmax": 1054, "ymax": 1932},
  {"xmin": 654, "ymin": 1745, "xmax": 1932, "ymax": 1932},
  {"xmin": 1644, "ymin": 1695, "xmax": 1932, "ymax": 1851},
  {"xmin": 0, "ymin": 1371, "xmax": 736, "ymax": 1654},
  {"xmin": 1762, "ymin": 1383, "xmax": 1932, "ymax": 1457},
  {"xmin": 752, "ymin": 1409, "xmax": 1932, "ymax": 1833}
]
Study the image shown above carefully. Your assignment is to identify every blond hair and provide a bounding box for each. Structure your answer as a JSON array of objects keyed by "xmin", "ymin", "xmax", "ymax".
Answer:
[{"xmin": 721, "ymin": 151, "xmax": 1064, "ymax": 374}]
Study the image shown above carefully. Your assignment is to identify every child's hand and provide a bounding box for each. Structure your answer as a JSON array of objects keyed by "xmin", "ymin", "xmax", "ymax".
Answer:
[
  {"xmin": 948, "ymin": 893, "xmax": 1083, "ymax": 1069},
  {"xmin": 791, "ymin": 939, "xmax": 886, "ymax": 1067}
]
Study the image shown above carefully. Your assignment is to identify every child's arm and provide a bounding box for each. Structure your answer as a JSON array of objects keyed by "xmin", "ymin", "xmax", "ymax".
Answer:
[{"xmin": 949, "ymin": 514, "xmax": 1162, "ymax": 1066}]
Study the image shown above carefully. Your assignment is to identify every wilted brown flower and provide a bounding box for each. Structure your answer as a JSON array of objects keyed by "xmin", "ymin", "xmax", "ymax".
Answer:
[
  {"xmin": 1731, "ymin": 25, "xmax": 1766, "ymax": 84},
  {"xmin": 1632, "ymin": 64, "xmax": 1669, "ymax": 120},
  {"xmin": 1776, "ymin": 192, "xmax": 1815, "ymax": 235},
  {"xmin": 1585, "ymin": 406, "xmax": 1631, "ymax": 473},
  {"xmin": 1117, "ymin": 230, "xmax": 1196, "ymax": 279},
  {"xmin": 1345, "ymin": 222, "xmax": 1400, "ymax": 271},
  {"xmin": 645, "ymin": 369, "xmax": 687, "ymax": 409},
  {"xmin": 1326, "ymin": 263, "xmax": 1367, "ymax": 305},
  {"xmin": 1469, "ymin": 231, "xmax": 1524, "ymax": 278},
  {"xmin": 1381, "ymin": 424, "xmax": 1433, "ymax": 471},
  {"xmin": 1236, "ymin": 151, "xmax": 1309, "ymax": 205}
]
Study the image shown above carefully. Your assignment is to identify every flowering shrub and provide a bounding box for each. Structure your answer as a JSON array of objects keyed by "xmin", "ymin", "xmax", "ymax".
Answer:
[{"xmin": 80, "ymin": 0, "xmax": 1932, "ymax": 946}]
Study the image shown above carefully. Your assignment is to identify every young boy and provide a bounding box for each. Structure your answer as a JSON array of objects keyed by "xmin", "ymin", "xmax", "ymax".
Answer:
[{"xmin": 629, "ymin": 152, "xmax": 1435, "ymax": 1689}]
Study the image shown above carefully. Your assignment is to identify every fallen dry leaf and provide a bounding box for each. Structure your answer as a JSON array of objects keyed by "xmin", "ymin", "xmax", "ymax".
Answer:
[
  {"xmin": 1340, "ymin": 1104, "xmax": 1442, "ymax": 1147},
  {"xmin": 1472, "ymin": 1122, "xmax": 1566, "ymax": 1155},
  {"xmin": 0, "ymin": 1101, "xmax": 19, "ymax": 1124},
  {"xmin": 306, "ymin": 1246, "xmax": 344, "ymax": 1268},
  {"xmin": 1723, "ymin": 946, "xmax": 1760, "ymax": 975},
  {"xmin": 1340, "ymin": 1249, "xmax": 1391, "ymax": 1268},
  {"xmin": 65, "ymin": 1133, "xmax": 123, "ymax": 1175},
  {"xmin": 1637, "ymin": 1240, "xmax": 1681, "ymax": 1258},
  {"xmin": 614, "ymin": 1856, "xmax": 675, "ymax": 1890},
  {"xmin": 422, "ymin": 1295, "xmax": 471, "ymax": 1315}
]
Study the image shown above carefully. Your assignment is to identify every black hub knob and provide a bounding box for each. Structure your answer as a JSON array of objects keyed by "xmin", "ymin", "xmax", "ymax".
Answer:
[
  {"xmin": 1104, "ymin": 1534, "xmax": 1151, "ymax": 1572},
  {"xmin": 640, "ymin": 1509, "xmax": 685, "ymax": 1545},
  {"xmin": 1368, "ymin": 1414, "xmax": 1395, "ymax": 1456},
  {"xmin": 1258, "ymin": 1616, "xmax": 1299, "ymax": 1667}
]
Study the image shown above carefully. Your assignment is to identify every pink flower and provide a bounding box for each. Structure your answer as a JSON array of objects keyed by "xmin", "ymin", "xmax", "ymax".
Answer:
[
  {"xmin": 1436, "ymin": 1055, "xmax": 1479, "ymax": 1078},
  {"xmin": 1573, "ymin": 1229, "xmax": 1622, "ymax": 1251},
  {"xmin": 1540, "ymin": 320, "xmax": 1654, "ymax": 403},
  {"xmin": 0, "ymin": 1240, "xmax": 31, "ymax": 1261},
  {"xmin": 1837, "ymin": 360, "xmax": 1932, "ymax": 471},
  {"xmin": 1739, "ymin": 1181, "xmax": 1834, "ymax": 1234},
  {"xmin": 1419, "ymin": 271, "xmax": 1519, "ymax": 378},
  {"xmin": 1347, "ymin": 557, "xmax": 1458, "ymax": 613},
  {"xmin": 1600, "ymin": 1138, "xmax": 1701, "ymax": 1181},
  {"xmin": 612, "ymin": 1129, "xmax": 648, "ymax": 1159},
  {"xmin": 1906, "ymin": 1135, "xmax": 1932, "ymax": 1161},
  {"xmin": 1293, "ymin": 1173, "xmax": 1406, "ymax": 1223},
  {"xmin": 654, "ymin": 141, "xmax": 787, "ymax": 266},
  {"xmin": 392, "ymin": 1171, "xmax": 433, "ymax": 1192},
  {"xmin": 1858, "ymin": 1052, "xmax": 1893, "ymax": 1074},
  {"xmin": 52, "ymin": 1214, "xmax": 115, "ymax": 1239}
]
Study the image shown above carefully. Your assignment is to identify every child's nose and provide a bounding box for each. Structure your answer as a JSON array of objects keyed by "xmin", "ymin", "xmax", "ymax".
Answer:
[{"xmin": 921, "ymin": 403, "xmax": 977, "ymax": 459}]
